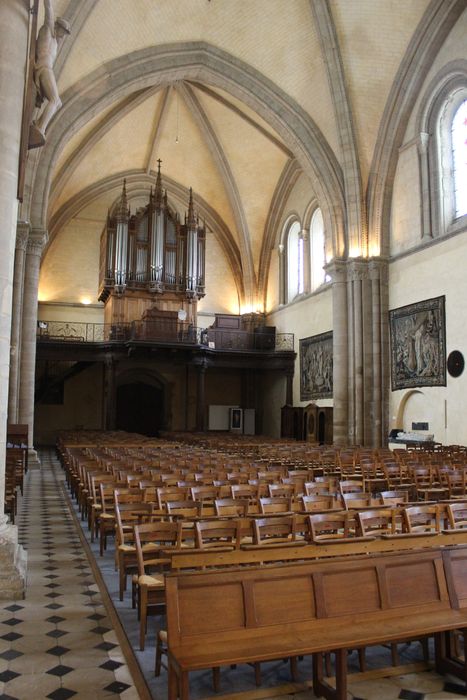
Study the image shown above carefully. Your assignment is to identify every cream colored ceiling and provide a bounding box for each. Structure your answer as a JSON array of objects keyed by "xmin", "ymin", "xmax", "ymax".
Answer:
[
  {"xmin": 330, "ymin": 0, "xmax": 431, "ymax": 188},
  {"xmin": 43, "ymin": 0, "xmax": 434, "ymax": 306}
]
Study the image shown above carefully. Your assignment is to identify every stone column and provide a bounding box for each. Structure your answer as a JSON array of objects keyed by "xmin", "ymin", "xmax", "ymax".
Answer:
[
  {"xmin": 348, "ymin": 261, "xmax": 365, "ymax": 446},
  {"xmin": 0, "ymin": 0, "xmax": 29, "ymax": 597},
  {"xmin": 418, "ymin": 132, "xmax": 432, "ymax": 239},
  {"xmin": 8, "ymin": 222, "xmax": 29, "ymax": 423},
  {"xmin": 301, "ymin": 228, "xmax": 310, "ymax": 294},
  {"xmin": 18, "ymin": 229, "xmax": 48, "ymax": 465},
  {"xmin": 327, "ymin": 260, "xmax": 348, "ymax": 445},
  {"xmin": 278, "ymin": 244, "xmax": 285, "ymax": 305},
  {"xmin": 369, "ymin": 260, "xmax": 383, "ymax": 447}
]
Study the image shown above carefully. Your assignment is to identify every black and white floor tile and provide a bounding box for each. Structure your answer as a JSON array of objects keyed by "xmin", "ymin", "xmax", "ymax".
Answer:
[
  {"xmin": 0, "ymin": 450, "xmax": 144, "ymax": 700},
  {"xmin": 0, "ymin": 450, "xmax": 465, "ymax": 700}
]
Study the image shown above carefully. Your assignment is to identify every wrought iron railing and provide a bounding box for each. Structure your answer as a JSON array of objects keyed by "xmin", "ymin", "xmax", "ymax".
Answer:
[{"xmin": 36, "ymin": 320, "xmax": 294, "ymax": 352}]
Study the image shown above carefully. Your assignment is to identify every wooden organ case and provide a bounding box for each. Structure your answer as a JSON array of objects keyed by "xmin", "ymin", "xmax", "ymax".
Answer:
[{"xmin": 98, "ymin": 162, "xmax": 206, "ymax": 332}]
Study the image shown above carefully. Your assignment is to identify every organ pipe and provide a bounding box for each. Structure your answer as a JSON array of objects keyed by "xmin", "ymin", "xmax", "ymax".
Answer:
[{"xmin": 98, "ymin": 162, "xmax": 206, "ymax": 302}]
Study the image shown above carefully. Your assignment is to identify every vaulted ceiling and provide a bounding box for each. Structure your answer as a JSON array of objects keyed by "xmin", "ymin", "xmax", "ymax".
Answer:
[{"xmin": 28, "ymin": 0, "xmax": 462, "ymax": 311}]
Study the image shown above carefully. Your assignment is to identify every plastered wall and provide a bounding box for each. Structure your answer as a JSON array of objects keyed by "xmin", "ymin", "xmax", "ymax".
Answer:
[{"xmin": 389, "ymin": 234, "xmax": 467, "ymax": 445}]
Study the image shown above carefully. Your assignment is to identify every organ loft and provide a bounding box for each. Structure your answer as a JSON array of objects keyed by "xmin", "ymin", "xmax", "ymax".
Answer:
[{"xmin": 99, "ymin": 161, "xmax": 206, "ymax": 337}]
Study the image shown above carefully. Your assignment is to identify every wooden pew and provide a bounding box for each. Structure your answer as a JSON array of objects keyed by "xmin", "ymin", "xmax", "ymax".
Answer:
[
  {"xmin": 166, "ymin": 544, "xmax": 467, "ymax": 700},
  {"xmin": 164, "ymin": 528, "xmax": 467, "ymax": 569}
]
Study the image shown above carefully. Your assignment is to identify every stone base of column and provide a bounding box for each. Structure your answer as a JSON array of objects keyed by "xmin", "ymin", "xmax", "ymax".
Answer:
[
  {"xmin": 27, "ymin": 448, "xmax": 41, "ymax": 469},
  {"xmin": 0, "ymin": 520, "xmax": 27, "ymax": 600}
]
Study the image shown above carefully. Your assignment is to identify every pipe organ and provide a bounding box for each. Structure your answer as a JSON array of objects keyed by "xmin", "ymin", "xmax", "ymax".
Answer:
[{"xmin": 98, "ymin": 163, "xmax": 206, "ymax": 328}]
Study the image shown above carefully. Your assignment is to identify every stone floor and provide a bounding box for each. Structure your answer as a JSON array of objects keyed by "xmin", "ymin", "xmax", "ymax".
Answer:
[{"xmin": 0, "ymin": 449, "xmax": 466, "ymax": 700}]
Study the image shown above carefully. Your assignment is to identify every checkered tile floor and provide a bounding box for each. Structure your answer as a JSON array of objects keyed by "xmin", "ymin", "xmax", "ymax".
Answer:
[
  {"xmin": 1, "ymin": 450, "xmax": 466, "ymax": 700},
  {"xmin": 0, "ymin": 450, "xmax": 142, "ymax": 699}
]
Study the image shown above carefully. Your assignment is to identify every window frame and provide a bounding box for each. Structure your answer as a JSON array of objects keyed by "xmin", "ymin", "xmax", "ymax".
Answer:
[{"xmin": 420, "ymin": 70, "xmax": 467, "ymax": 239}]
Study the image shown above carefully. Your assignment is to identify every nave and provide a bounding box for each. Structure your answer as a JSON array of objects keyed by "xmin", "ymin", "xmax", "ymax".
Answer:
[{"xmin": 1, "ymin": 450, "xmax": 467, "ymax": 699}]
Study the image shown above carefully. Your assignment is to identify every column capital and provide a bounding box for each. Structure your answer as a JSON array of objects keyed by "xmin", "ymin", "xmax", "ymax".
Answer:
[
  {"xmin": 348, "ymin": 258, "xmax": 372, "ymax": 281},
  {"xmin": 16, "ymin": 221, "xmax": 30, "ymax": 251},
  {"xmin": 368, "ymin": 256, "xmax": 389, "ymax": 282},
  {"xmin": 324, "ymin": 258, "xmax": 347, "ymax": 283},
  {"xmin": 26, "ymin": 229, "xmax": 48, "ymax": 257}
]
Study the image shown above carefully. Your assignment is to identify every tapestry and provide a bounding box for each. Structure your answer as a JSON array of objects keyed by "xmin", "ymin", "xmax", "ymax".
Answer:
[
  {"xmin": 300, "ymin": 331, "xmax": 333, "ymax": 400},
  {"xmin": 389, "ymin": 296, "xmax": 446, "ymax": 390}
]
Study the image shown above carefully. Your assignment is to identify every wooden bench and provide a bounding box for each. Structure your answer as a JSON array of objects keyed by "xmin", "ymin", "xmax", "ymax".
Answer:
[{"xmin": 166, "ymin": 544, "xmax": 467, "ymax": 700}]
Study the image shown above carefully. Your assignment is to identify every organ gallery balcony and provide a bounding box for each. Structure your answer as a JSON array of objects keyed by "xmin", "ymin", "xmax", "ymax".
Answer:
[{"xmin": 36, "ymin": 319, "xmax": 294, "ymax": 353}]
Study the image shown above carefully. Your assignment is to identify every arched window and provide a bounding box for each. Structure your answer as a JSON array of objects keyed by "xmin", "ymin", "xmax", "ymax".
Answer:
[
  {"xmin": 420, "ymin": 76, "xmax": 467, "ymax": 238},
  {"xmin": 309, "ymin": 208, "xmax": 326, "ymax": 291},
  {"xmin": 452, "ymin": 99, "xmax": 467, "ymax": 218},
  {"xmin": 287, "ymin": 220, "xmax": 303, "ymax": 302}
]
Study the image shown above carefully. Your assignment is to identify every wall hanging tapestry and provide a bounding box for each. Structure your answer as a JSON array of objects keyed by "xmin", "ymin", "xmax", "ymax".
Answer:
[{"xmin": 300, "ymin": 331, "xmax": 333, "ymax": 400}]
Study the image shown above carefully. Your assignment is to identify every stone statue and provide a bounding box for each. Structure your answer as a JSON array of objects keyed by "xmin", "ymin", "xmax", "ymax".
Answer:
[{"xmin": 31, "ymin": 0, "xmax": 70, "ymax": 143}]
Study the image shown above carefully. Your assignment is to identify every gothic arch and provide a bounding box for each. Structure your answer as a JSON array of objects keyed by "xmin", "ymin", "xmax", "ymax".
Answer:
[
  {"xmin": 367, "ymin": 0, "xmax": 466, "ymax": 257},
  {"xmin": 47, "ymin": 170, "xmax": 245, "ymax": 303},
  {"xmin": 26, "ymin": 42, "xmax": 346, "ymax": 283}
]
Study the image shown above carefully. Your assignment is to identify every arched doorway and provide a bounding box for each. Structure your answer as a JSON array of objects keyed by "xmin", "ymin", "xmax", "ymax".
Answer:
[{"xmin": 116, "ymin": 381, "xmax": 165, "ymax": 436}]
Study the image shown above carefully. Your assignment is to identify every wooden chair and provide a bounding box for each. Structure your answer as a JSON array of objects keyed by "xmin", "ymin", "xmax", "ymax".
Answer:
[
  {"xmin": 165, "ymin": 500, "xmax": 203, "ymax": 520},
  {"xmin": 339, "ymin": 479, "xmax": 364, "ymax": 495},
  {"xmin": 342, "ymin": 492, "xmax": 372, "ymax": 510},
  {"xmin": 258, "ymin": 497, "xmax": 292, "ymax": 514},
  {"xmin": 305, "ymin": 481, "xmax": 335, "ymax": 497},
  {"xmin": 114, "ymin": 490, "xmax": 155, "ymax": 601},
  {"xmin": 195, "ymin": 519, "xmax": 242, "ymax": 549},
  {"xmin": 338, "ymin": 451, "xmax": 359, "ymax": 479},
  {"xmin": 307, "ymin": 512, "xmax": 352, "ymax": 542},
  {"xmin": 190, "ymin": 485, "xmax": 220, "ymax": 504},
  {"xmin": 156, "ymin": 486, "xmax": 189, "ymax": 510},
  {"xmin": 98, "ymin": 481, "xmax": 126, "ymax": 557},
  {"xmin": 411, "ymin": 467, "xmax": 447, "ymax": 501},
  {"xmin": 214, "ymin": 498, "xmax": 249, "ymax": 517},
  {"xmin": 360, "ymin": 461, "xmax": 388, "ymax": 494},
  {"xmin": 402, "ymin": 504, "xmax": 440, "ymax": 533},
  {"xmin": 253, "ymin": 515, "xmax": 297, "ymax": 544},
  {"xmin": 4, "ymin": 459, "xmax": 17, "ymax": 523},
  {"xmin": 88, "ymin": 473, "xmax": 116, "ymax": 542},
  {"xmin": 6, "ymin": 448, "xmax": 26, "ymax": 497},
  {"xmin": 133, "ymin": 520, "xmax": 182, "ymax": 650},
  {"xmin": 268, "ymin": 483, "xmax": 295, "ymax": 499},
  {"xmin": 356, "ymin": 508, "xmax": 397, "ymax": 536},
  {"xmin": 380, "ymin": 490, "xmax": 409, "ymax": 506},
  {"xmin": 300, "ymin": 494, "xmax": 335, "ymax": 512},
  {"xmin": 447, "ymin": 471, "xmax": 467, "ymax": 499},
  {"xmin": 230, "ymin": 484, "xmax": 258, "ymax": 501},
  {"xmin": 447, "ymin": 502, "xmax": 467, "ymax": 529}
]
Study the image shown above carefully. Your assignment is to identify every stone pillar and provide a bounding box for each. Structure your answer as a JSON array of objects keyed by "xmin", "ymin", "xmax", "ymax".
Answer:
[
  {"xmin": 196, "ymin": 361, "xmax": 207, "ymax": 431},
  {"xmin": 301, "ymin": 228, "xmax": 310, "ymax": 294},
  {"xmin": 18, "ymin": 229, "xmax": 48, "ymax": 465},
  {"xmin": 348, "ymin": 261, "xmax": 366, "ymax": 446},
  {"xmin": 278, "ymin": 244, "xmax": 285, "ymax": 304},
  {"xmin": 418, "ymin": 132, "xmax": 432, "ymax": 239},
  {"xmin": 8, "ymin": 222, "xmax": 29, "ymax": 423},
  {"xmin": 369, "ymin": 260, "xmax": 383, "ymax": 447},
  {"xmin": 0, "ymin": 0, "xmax": 29, "ymax": 597},
  {"xmin": 327, "ymin": 260, "xmax": 348, "ymax": 446},
  {"xmin": 345, "ymin": 265, "xmax": 355, "ymax": 443}
]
